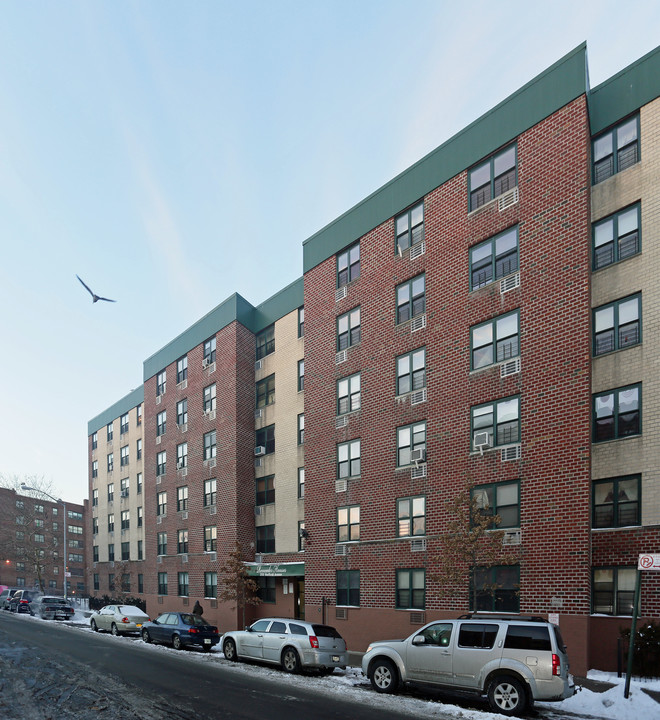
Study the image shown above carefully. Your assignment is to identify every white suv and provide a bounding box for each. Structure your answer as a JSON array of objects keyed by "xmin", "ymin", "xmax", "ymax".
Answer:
[{"xmin": 362, "ymin": 615, "xmax": 574, "ymax": 716}]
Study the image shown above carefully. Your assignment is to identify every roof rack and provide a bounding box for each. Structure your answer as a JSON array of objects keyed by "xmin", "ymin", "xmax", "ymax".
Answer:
[{"xmin": 457, "ymin": 614, "xmax": 547, "ymax": 623}]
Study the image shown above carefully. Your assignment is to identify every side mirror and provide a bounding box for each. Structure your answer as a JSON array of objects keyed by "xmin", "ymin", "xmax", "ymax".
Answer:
[{"xmin": 412, "ymin": 635, "xmax": 425, "ymax": 645}]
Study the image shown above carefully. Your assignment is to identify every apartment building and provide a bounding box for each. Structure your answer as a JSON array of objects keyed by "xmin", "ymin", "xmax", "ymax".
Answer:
[{"xmin": 86, "ymin": 387, "xmax": 145, "ymax": 598}]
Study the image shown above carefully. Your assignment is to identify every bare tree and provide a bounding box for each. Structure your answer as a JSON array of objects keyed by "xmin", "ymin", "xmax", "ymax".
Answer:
[
  {"xmin": 430, "ymin": 478, "xmax": 519, "ymax": 612},
  {"xmin": 218, "ymin": 542, "xmax": 261, "ymax": 629}
]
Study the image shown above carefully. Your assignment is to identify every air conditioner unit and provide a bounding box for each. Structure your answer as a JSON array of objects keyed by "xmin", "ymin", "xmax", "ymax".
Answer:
[
  {"xmin": 202, "ymin": 357, "xmax": 210, "ymax": 368},
  {"xmin": 335, "ymin": 479, "xmax": 347, "ymax": 493},
  {"xmin": 410, "ymin": 388, "xmax": 427, "ymax": 405},
  {"xmin": 178, "ymin": 379, "xmax": 188, "ymax": 390},
  {"xmin": 335, "ymin": 349, "xmax": 347, "ymax": 365},
  {"xmin": 410, "ymin": 538, "xmax": 427, "ymax": 552},
  {"xmin": 411, "ymin": 464, "xmax": 427, "ymax": 479},
  {"xmin": 120, "ymin": 490, "xmax": 129, "ymax": 498},
  {"xmin": 206, "ymin": 551, "xmax": 217, "ymax": 562},
  {"xmin": 181, "ymin": 554, "xmax": 188, "ymax": 563},
  {"xmin": 254, "ymin": 408, "xmax": 263, "ymax": 419},
  {"xmin": 156, "ymin": 436, "xmax": 161, "ymax": 445},
  {"xmin": 255, "ymin": 554, "xmax": 264, "ymax": 563},
  {"xmin": 335, "ymin": 415, "xmax": 348, "ymax": 429},
  {"xmin": 500, "ymin": 357, "xmax": 521, "ymax": 378},
  {"xmin": 335, "ymin": 544, "xmax": 348, "ymax": 556},
  {"xmin": 156, "ymin": 395, "xmax": 162, "ymax": 405},
  {"xmin": 498, "ymin": 186, "xmax": 519, "ymax": 211},
  {"xmin": 410, "ymin": 448, "xmax": 426, "ymax": 464},
  {"xmin": 501, "ymin": 444, "xmax": 521, "ymax": 462},
  {"xmin": 177, "ymin": 461, "xmax": 185, "ymax": 470},
  {"xmin": 500, "ymin": 271, "xmax": 520, "ymax": 294},
  {"xmin": 409, "ymin": 240, "xmax": 425, "ymax": 261},
  {"xmin": 255, "ymin": 359, "xmax": 263, "ymax": 371},
  {"xmin": 178, "ymin": 422, "xmax": 188, "ymax": 433},
  {"xmin": 254, "ymin": 446, "xmax": 266, "ymax": 456},
  {"xmin": 335, "ymin": 285, "xmax": 347, "ymax": 302},
  {"xmin": 410, "ymin": 314, "xmax": 426, "ymax": 333},
  {"xmin": 502, "ymin": 529, "xmax": 522, "ymax": 546},
  {"xmin": 181, "ymin": 511, "xmax": 188, "ymax": 520},
  {"xmin": 254, "ymin": 457, "xmax": 263, "ymax": 468},
  {"xmin": 255, "ymin": 506, "xmax": 263, "ymax": 516},
  {"xmin": 473, "ymin": 431, "xmax": 491, "ymax": 454}
]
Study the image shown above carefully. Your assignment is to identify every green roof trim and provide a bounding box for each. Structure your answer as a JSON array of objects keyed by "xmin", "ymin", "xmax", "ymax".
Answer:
[
  {"xmin": 142, "ymin": 278, "xmax": 303, "ymax": 381},
  {"xmin": 588, "ymin": 44, "xmax": 660, "ymax": 135},
  {"xmin": 302, "ymin": 43, "xmax": 588, "ymax": 273},
  {"xmin": 87, "ymin": 386, "xmax": 144, "ymax": 436}
]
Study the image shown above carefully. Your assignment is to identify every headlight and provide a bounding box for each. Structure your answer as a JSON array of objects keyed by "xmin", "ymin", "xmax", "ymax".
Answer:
[{"xmin": 366, "ymin": 645, "xmax": 373, "ymax": 654}]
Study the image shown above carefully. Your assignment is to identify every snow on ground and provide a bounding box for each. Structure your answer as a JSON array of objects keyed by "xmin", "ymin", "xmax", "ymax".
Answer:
[{"xmin": 20, "ymin": 612, "xmax": 660, "ymax": 720}]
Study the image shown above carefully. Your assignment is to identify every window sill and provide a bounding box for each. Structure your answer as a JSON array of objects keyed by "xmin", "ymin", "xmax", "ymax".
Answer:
[
  {"xmin": 592, "ymin": 434, "xmax": 641, "ymax": 446},
  {"xmin": 591, "ymin": 525, "xmax": 641, "ymax": 532}
]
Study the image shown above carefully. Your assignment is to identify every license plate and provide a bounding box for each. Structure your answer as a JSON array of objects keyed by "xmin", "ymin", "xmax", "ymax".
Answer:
[
  {"xmin": 332, "ymin": 655, "xmax": 340, "ymax": 662},
  {"xmin": 204, "ymin": 639, "xmax": 212, "ymax": 645},
  {"xmin": 136, "ymin": 624, "xmax": 142, "ymax": 628}
]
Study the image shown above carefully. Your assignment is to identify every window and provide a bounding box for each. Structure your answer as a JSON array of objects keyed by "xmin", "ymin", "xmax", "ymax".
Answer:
[
  {"xmin": 157, "ymin": 411, "xmax": 166, "ymax": 436},
  {"xmin": 256, "ymin": 375, "xmax": 275, "ymax": 407},
  {"xmin": 337, "ymin": 373, "xmax": 361, "ymax": 414},
  {"xmin": 337, "ymin": 242, "xmax": 360, "ymax": 287},
  {"xmin": 107, "ymin": 453, "xmax": 114, "ymax": 472},
  {"xmin": 593, "ymin": 476, "xmax": 640, "ymax": 528},
  {"xmin": 205, "ymin": 572, "xmax": 218, "ymax": 598},
  {"xmin": 471, "ymin": 396, "xmax": 519, "ymax": 449},
  {"xmin": 177, "ymin": 355, "xmax": 188, "ymax": 384},
  {"xmin": 298, "ymin": 306, "xmax": 304, "ymax": 338},
  {"xmin": 338, "ymin": 440, "xmax": 361, "ymax": 479},
  {"xmin": 458, "ymin": 623, "xmax": 499, "ymax": 648},
  {"xmin": 204, "ymin": 336, "xmax": 216, "ymax": 365},
  {"xmin": 177, "ymin": 399, "xmax": 188, "ymax": 426},
  {"xmin": 108, "ymin": 544, "xmax": 115, "ymax": 562},
  {"xmin": 298, "ymin": 414, "xmax": 304, "ymax": 445},
  {"xmin": 108, "ymin": 573, "xmax": 115, "ymax": 590},
  {"xmin": 177, "ymin": 529, "xmax": 188, "ymax": 554},
  {"xmin": 136, "ymin": 438, "xmax": 142, "ymax": 460},
  {"xmin": 121, "ymin": 542, "xmax": 130, "ymax": 561},
  {"xmin": 593, "ymin": 204, "xmax": 640, "ymax": 270},
  {"xmin": 258, "ymin": 576, "xmax": 276, "ymax": 603},
  {"xmin": 92, "ymin": 517, "xmax": 98, "ymax": 535},
  {"xmin": 177, "ymin": 486, "xmax": 188, "ymax": 512},
  {"xmin": 93, "ymin": 545, "xmax": 99, "ymax": 562},
  {"xmin": 92, "ymin": 431, "xmax": 98, "ymax": 450},
  {"xmin": 469, "ymin": 144, "xmax": 516, "ymax": 210},
  {"xmin": 396, "ymin": 274, "xmax": 425, "ymax": 324},
  {"xmin": 157, "ymin": 532, "xmax": 167, "ymax": 556},
  {"xmin": 34, "ymin": 504, "xmax": 44, "ymax": 514},
  {"xmin": 92, "ymin": 460, "xmax": 98, "ymax": 478},
  {"xmin": 177, "ymin": 442, "xmax": 188, "ymax": 469},
  {"xmin": 33, "ymin": 533, "xmax": 45, "ymax": 543},
  {"xmin": 204, "ymin": 431, "xmax": 217, "ymax": 460},
  {"xmin": 593, "ymin": 295, "xmax": 641, "ymax": 356},
  {"xmin": 68, "ymin": 524, "xmax": 83, "ymax": 535},
  {"xmin": 471, "ymin": 311, "xmax": 519, "ymax": 370},
  {"xmin": 120, "ymin": 510, "xmax": 129, "ymax": 531},
  {"xmin": 397, "ymin": 496, "xmax": 425, "ymax": 537},
  {"xmin": 137, "ymin": 404, "xmax": 142, "ymax": 426},
  {"xmin": 337, "ymin": 505, "xmax": 360, "ymax": 542},
  {"xmin": 396, "ymin": 349, "xmax": 425, "ymax": 395},
  {"xmin": 158, "ymin": 572, "xmax": 168, "ymax": 595},
  {"xmin": 203, "ymin": 384, "xmax": 216, "ymax": 413},
  {"xmin": 592, "ymin": 115, "xmax": 639, "ymax": 184},
  {"xmin": 337, "ymin": 569, "xmax": 360, "ymax": 607},
  {"xmin": 107, "ymin": 422, "xmax": 113, "ymax": 442},
  {"xmin": 120, "ymin": 474, "xmax": 130, "ymax": 495},
  {"xmin": 157, "ymin": 491, "xmax": 167, "ymax": 516},
  {"xmin": 94, "ymin": 573, "xmax": 100, "ymax": 591},
  {"xmin": 337, "ymin": 307, "xmax": 361, "ymax": 350},
  {"xmin": 107, "ymin": 483, "xmax": 114, "ymax": 502},
  {"xmin": 120, "ymin": 413, "xmax": 129, "ymax": 435},
  {"xmin": 256, "ymin": 325, "xmax": 275, "ymax": 360},
  {"xmin": 298, "ymin": 467, "xmax": 305, "ymax": 499},
  {"xmin": 256, "ymin": 475, "xmax": 275, "ymax": 506},
  {"xmin": 68, "ymin": 553, "xmax": 84, "ymax": 563},
  {"xmin": 137, "ymin": 472, "xmax": 143, "ymax": 494},
  {"xmin": 396, "ymin": 201, "xmax": 424, "ymax": 254},
  {"xmin": 593, "ymin": 385, "xmax": 641, "ymax": 442},
  {"xmin": 92, "ymin": 489, "xmax": 98, "ymax": 507},
  {"xmin": 137, "ymin": 506, "xmax": 143, "ymax": 527},
  {"xmin": 256, "ymin": 425, "xmax": 275, "ymax": 455},
  {"xmin": 204, "ymin": 526, "xmax": 217, "ymax": 552},
  {"xmin": 157, "ymin": 450, "xmax": 166, "ymax": 476},
  {"xmin": 397, "ymin": 422, "xmax": 426, "ymax": 466},
  {"xmin": 470, "ymin": 226, "xmax": 518, "ymax": 290},
  {"xmin": 34, "ymin": 518, "xmax": 44, "ymax": 528},
  {"xmin": 298, "ymin": 360, "xmax": 304, "ymax": 392},
  {"xmin": 107, "ymin": 514, "xmax": 115, "ymax": 533},
  {"xmin": 256, "ymin": 525, "xmax": 275, "ymax": 554},
  {"xmin": 156, "ymin": 370, "xmax": 166, "ymax": 397},
  {"xmin": 593, "ymin": 566, "xmax": 636, "ymax": 615},
  {"xmin": 472, "ymin": 481, "xmax": 520, "ymax": 528},
  {"xmin": 298, "ymin": 521, "xmax": 306, "ymax": 551},
  {"xmin": 396, "ymin": 569, "xmax": 425, "ymax": 609},
  {"xmin": 204, "ymin": 478, "xmax": 217, "ymax": 507},
  {"xmin": 120, "ymin": 445, "xmax": 129, "ymax": 467},
  {"xmin": 471, "ymin": 565, "xmax": 520, "ymax": 612},
  {"xmin": 138, "ymin": 573, "xmax": 144, "ymax": 593}
]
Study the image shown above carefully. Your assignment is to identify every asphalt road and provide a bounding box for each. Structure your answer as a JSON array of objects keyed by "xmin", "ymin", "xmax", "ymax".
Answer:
[{"xmin": 0, "ymin": 612, "xmax": 429, "ymax": 720}]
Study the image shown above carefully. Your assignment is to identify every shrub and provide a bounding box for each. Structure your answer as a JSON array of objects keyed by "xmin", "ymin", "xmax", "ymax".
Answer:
[{"xmin": 621, "ymin": 620, "xmax": 660, "ymax": 678}]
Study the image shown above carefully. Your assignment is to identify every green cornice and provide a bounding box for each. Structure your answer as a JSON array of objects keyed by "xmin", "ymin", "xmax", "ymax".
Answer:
[
  {"xmin": 87, "ymin": 386, "xmax": 144, "ymax": 436},
  {"xmin": 588, "ymin": 44, "xmax": 660, "ymax": 135},
  {"xmin": 302, "ymin": 43, "xmax": 588, "ymax": 273}
]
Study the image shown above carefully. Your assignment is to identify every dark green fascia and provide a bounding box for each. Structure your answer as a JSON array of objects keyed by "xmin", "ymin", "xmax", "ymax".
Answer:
[
  {"xmin": 142, "ymin": 277, "xmax": 303, "ymax": 382},
  {"xmin": 88, "ymin": 386, "xmax": 144, "ymax": 437},
  {"xmin": 589, "ymin": 44, "xmax": 660, "ymax": 135},
  {"xmin": 303, "ymin": 43, "xmax": 588, "ymax": 274}
]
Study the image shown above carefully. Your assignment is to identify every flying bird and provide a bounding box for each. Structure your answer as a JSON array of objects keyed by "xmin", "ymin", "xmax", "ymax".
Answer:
[{"xmin": 76, "ymin": 275, "xmax": 117, "ymax": 303}]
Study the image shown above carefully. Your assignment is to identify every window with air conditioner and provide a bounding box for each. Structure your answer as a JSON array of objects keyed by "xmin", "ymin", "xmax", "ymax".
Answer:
[
  {"xmin": 468, "ymin": 144, "xmax": 517, "ymax": 211},
  {"xmin": 593, "ymin": 203, "xmax": 640, "ymax": 270},
  {"xmin": 396, "ymin": 201, "xmax": 424, "ymax": 255},
  {"xmin": 177, "ymin": 355, "xmax": 188, "ymax": 384},
  {"xmin": 177, "ymin": 442, "xmax": 188, "ymax": 469},
  {"xmin": 156, "ymin": 370, "xmax": 166, "ymax": 397},
  {"xmin": 177, "ymin": 398, "xmax": 188, "ymax": 426},
  {"xmin": 471, "ymin": 396, "xmax": 519, "ymax": 449},
  {"xmin": 203, "ymin": 336, "xmax": 216, "ymax": 366},
  {"xmin": 337, "ymin": 373, "xmax": 361, "ymax": 415},
  {"xmin": 471, "ymin": 311, "xmax": 519, "ymax": 370},
  {"xmin": 396, "ymin": 274, "xmax": 425, "ymax": 325},
  {"xmin": 204, "ymin": 430, "xmax": 217, "ymax": 460},
  {"xmin": 203, "ymin": 383, "xmax": 217, "ymax": 414},
  {"xmin": 204, "ymin": 478, "xmax": 217, "ymax": 507},
  {"xmin": 396, "ymin": 348, "xmax": 425, "ymax": 395},
  {"xmin": 255, "ymin": 425, "xmax": 275, "ymax": 455},
  {"xmin": 470, "ymin": 226, "xmax": 518, "ymax": 290},
  {"xmin": 397, "ymin": 422, "xmax": 426, "ymax": 467},
  {"xmin": 177, "ymin": 485, "xmax": 188, "ymax": 512},
  {"xmin": 204, "ymin": 526, "xmax": 217, "ymax": 553}
]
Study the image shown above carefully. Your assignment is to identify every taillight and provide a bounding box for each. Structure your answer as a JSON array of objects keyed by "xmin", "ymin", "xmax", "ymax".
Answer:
[
  {"xmin": 121, "ymin": 617, "xmax": 130, "ymax": 624},
  {"xmin": 309, "ymin": 635, "xmax": 319, "ymax": 649},
  {"xmin": 188, "ymin": 627, "xmax": 199, "ymax": 634},
  {"xmin": 20, "ymin": 600, "xmax": 28, "ymax": 604},
  {"xmin": 211, "ymin": 626, "xmax": 218, "ymax": 634},
  {"xmin": 552, "ymin": 653, "xmax": 561, "ymax": 676}
]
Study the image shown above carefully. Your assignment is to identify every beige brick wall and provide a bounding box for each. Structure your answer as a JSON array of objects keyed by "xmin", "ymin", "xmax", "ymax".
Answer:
[{"xmin": 591, "ymin": 96, "xmax": 660, "ymax": 525}]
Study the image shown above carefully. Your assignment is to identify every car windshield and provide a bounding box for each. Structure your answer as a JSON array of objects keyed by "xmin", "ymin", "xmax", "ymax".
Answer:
[
  {"xmin": 181, "ymin": 614, "xmax": 210, "ymax": 626},
  {"xmin": 312, "ymin": 624, "xmax": 342, "ymax": 639},
  {"xmin": 44, "ymin": 598, "xmax": 67, "ymax": 605},
  {"xmin": 118, "ymin": 605, "xmax": 145, "ymax": 615}
]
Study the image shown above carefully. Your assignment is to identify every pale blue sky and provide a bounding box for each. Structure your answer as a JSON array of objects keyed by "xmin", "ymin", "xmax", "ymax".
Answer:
[{"xmin": 1, "ymin": 1, "xmax": 659, "ymax": 503}]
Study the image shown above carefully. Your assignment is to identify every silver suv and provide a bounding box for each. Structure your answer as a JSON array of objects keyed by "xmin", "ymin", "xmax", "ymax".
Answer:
[
  {"xmin": 362, "ymin": 615, "xmax": 574, "ymax": 716},
  {"xmin": 222, "ymin": 618, "xmax": 347, "ymax": 674}
]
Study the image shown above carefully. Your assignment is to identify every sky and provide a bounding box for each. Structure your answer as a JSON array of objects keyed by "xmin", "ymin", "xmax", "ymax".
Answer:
[{"xmin": 1, "ymin": 0, "xmax": 660, "ymax": 505}]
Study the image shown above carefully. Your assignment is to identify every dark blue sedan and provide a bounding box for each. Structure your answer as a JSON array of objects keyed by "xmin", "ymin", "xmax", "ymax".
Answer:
[{"xmin": 141, "ymin": 612, "xmax": 220, "ymax": 651}]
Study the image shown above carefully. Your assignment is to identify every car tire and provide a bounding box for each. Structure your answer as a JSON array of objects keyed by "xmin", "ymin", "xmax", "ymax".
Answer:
[
  {"xmin": 281, "ymin": 647, "xmax": 301, "ymax": 674},
  {"xmin": 111, "ymin": 623, "xmax": 120, "ymax": 637},
  {"xmin": 487, "ymin": 675, "xmax": 527, "ymax": 716},
  {"xmin": 90, "ymin": 619, "xmax": 99, "ymax": 632},
  {"xmin": 142, "ymin": 629, "xmax": 151, "ymax": 644},
  {"xmin": 223, "ymin": 638, "xmax": 238, "ymax": 661},
  {"xmin": 202, "ymin": 645, "xmax": 212, "ymax": 653},
  {"xmin": 370, "ymin": 659, "xmax": 398, "ymax": 694},
  {"xmin": 172, "ymin": 634, "xmax": 183, "ymax": 650}
]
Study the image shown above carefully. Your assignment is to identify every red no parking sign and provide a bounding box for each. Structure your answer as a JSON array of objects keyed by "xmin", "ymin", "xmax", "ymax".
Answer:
[{"xmin": 638, "ymin": 554, "xmax": 660, "ymax": 570}]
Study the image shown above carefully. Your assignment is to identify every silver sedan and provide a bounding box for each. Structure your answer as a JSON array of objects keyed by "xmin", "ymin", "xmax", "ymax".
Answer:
[{"xmin": 90, "ymin": 605, "xmax": 150, "ymax": 636}]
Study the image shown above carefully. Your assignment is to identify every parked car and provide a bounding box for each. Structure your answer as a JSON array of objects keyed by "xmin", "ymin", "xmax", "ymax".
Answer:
[
  {"xmin": 31, "ymin": 596, "xmax": 75, "ymax": 621},
  {"xmin": 89, "ymin": 605, "xmax": 150, "ymax": 635},
  {"xmin": 8, "ymin": 589, "xmax": 38, "ymax": 614},
  {"xmin": 222, "ymin": 618, "xmax": 347, "ymax": 674},
  {"xmin": 141, "ymin": 612, "xmax": 220, "ymax": 651},
  {"xmin": 0, "ymin": 587, "xmax": 21, "ymax": 610},
  {"xmin": 362, "ymin": 615, "xmax": 574, "ymax": 716}
]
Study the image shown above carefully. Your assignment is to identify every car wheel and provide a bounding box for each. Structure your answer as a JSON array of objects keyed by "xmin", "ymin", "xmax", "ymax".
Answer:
[
  {"xmin": 111, "ymin": 623, "xmax": 120, "ymax": 636},
  {"xmin": 90, "ymin": 619, "xmax": 98, "ymax": 632},
  {"xmin": 142, "ymin": 629, "xmax": 151, "ymax": 644},
  {"xmin": 487, "ymin": 675, "xmax": 527, "ymax": 716},
  {"xmin": 223, "ymin": 638, "xmax": 238, "ymax": 661},
  {"xmin": 281, "ymin": 647, "xmax": 301, "ymax": 673},
  {"xmin": 202, "ymin": 645, "xmax": 212, "ymax": 653},
  {"xmin": 370, "ymin": 658, "xmax": 398, "ymax": 694},
  {"xmin": 172, "ymin": 634, "xmax": 183, "ymax": 650}
]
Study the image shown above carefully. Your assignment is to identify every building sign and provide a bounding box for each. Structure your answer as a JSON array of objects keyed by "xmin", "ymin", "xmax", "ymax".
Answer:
[
  {"xmin": 246, "ymin": 562, "xmax": 304, "ymax": 577},
  {"xmin": 638, "ymin": 554, "xmax": 660, "ymax": 571}
]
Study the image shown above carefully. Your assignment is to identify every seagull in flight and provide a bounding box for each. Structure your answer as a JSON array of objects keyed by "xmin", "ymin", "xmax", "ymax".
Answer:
[{"xmin": 76, "ymin": 275, "xmax": 117, "ymax": 303}]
